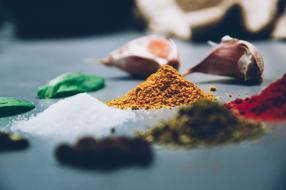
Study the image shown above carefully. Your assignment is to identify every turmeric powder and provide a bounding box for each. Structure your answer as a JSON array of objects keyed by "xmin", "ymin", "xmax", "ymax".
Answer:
[{"xmin": 107, "ymin": 65, "xmax": 215, "ymax": 109}]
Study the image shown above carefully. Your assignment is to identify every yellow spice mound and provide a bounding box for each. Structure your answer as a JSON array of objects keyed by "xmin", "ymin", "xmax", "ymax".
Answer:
[{"xmin": 107, "ymin": 65, "xmax": 215, "ymax": 109}]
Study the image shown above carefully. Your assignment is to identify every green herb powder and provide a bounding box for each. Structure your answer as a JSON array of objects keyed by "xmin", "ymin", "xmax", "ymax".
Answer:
[
  {"xmin": 137, "ymin": 100, "xmax": 267, "ymax": 147},
  {"xmin": 37, "ymin": 73, "xmax": 105, "ymax": 99},
  {"xmin": 0, "ymin": 97, "xmax": 35, "ymax": 118}
]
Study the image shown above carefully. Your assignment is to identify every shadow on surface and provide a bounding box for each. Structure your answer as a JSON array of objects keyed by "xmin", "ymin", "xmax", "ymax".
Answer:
[
  {"xmin": 196, "ymin": 78, "xmax": 263, "ymax": 86},
  {"xmin": 108, "ymin": 76, "xmax": 143, "ymax": 81}
]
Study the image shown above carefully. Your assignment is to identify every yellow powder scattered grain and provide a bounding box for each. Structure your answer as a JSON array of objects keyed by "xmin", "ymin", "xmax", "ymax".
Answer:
[{"xmin": 209, "ymin": 85, "xmax": 217, "ymax": 92}]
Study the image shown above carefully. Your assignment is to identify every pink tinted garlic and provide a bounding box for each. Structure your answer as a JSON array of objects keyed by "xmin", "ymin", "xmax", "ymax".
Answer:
[
  {"xmin": 99, "ymin": 35, "xmax": 180, "ymax": 78},
  {"xmin": 184, "ymin": 35, "xmax": 264, "ymax": 83}
]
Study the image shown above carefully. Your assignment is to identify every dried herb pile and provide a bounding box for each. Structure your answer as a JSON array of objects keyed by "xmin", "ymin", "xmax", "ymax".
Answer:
[
  {"xmin": 137, "ymin": 100, "xmax": 267, "ymax": 147},
  {"xmin": 107, "ymin": 65, "xmax": 215, "ymax": 109}
]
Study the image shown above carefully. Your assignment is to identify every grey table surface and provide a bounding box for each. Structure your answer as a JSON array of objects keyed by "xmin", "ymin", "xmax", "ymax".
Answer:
[{"xmin": 0, "ymin": 31, "xmax": 286, "ymax": 190}]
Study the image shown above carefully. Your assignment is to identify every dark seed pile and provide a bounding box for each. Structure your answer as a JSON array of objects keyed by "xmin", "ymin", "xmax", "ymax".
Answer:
[
  {"xmin": 0, "ymin": 132, "xmax": 29, "ymax": 151},
  {"xmin": 55, "ymin": 136, "xmax": 153, "ymax": 170}
]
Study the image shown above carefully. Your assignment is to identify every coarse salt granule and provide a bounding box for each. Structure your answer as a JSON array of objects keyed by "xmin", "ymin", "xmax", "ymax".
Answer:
[{"xmin": 11, "ymin": 93, "xmax": 135, "ymax": 141}]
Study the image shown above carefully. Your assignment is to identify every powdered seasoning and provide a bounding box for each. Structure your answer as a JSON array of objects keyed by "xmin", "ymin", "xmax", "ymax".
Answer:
[{"xmin": 107, "ymin": 65, "xmax": 215, "ymax": 109}]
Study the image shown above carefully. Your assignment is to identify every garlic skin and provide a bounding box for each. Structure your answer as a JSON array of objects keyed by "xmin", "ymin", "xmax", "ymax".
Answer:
[
  {"xmin": 184, "ymin": 35, "xmax": 264, "ymax": 82},
  {"xmin": 100, "ymin": 35, "xmax": 180, "ymax": 78}
]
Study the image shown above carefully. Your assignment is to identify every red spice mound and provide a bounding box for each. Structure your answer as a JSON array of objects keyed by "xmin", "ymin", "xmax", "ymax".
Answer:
[{"xmin": 225, "ymin": 73, "xmax": 286, "ymax": 122}]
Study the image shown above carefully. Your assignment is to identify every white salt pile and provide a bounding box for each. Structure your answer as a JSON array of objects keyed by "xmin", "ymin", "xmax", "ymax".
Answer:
[{"xmin": 11, "ymin": 93, "xmax": 135, "ymax": 141}]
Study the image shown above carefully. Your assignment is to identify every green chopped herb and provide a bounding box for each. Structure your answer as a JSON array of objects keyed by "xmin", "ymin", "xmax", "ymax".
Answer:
[
  {"xmin": 37, "ymin": 73, "xmax": 105, "ymax": 99},
  {"xmin": 137, "ymin": 100, "xmax": 267, "ymax": 147},
  {"xmin": 0, "ymin": 97, "xmax": 35, "ymax": 118}
]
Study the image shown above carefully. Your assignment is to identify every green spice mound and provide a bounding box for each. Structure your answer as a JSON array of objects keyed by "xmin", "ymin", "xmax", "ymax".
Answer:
[
  {"xmin": 0, "ymin": 97, "xmax": 35, "ymax": 118},
  {"xmin": 137, "ymin": 100, "xmax": 267, "ymax": 147},
  {"xmin": 37, "ymin": 73, "xmax": 105, "ymax": 99}
]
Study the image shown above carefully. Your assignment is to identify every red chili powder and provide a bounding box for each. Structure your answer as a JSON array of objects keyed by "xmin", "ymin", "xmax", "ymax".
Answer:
[{"xmin": 225, "ymin": 73, "xmax": 286, "ymax": 122}]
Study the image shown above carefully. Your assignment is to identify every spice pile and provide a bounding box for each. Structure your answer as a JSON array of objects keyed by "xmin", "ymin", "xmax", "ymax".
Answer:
[
  {"xmin": 137, "ymin": 100, "xmax": 266, "ymax": 147},
  {"xmin": 12, "ymin": 93, "xmax": 135, "ymax": 140},
  {"xmin": 0, "ymin": 132, "xmax": 29, "ymax": 151},
  {"xmin": 38, "ymin": 73, "xmax": 105, "ymax": 99},
  {"xmin": 0, "ymin": 97, "xmax": 35, "ymax": 118},
  {"xmin": 107, "ymin": 65, "xmax": 215, "ymax": 109},
  {"xmin": 225, "ymin": 73, "xmax": 286, "ymax": 122},
  {"xmin": 55, "ymin": 136, "xmax": 153, "ymax": 170}
]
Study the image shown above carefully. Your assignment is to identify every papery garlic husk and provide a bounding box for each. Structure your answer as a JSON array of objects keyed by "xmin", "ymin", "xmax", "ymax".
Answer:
[
  {"xmin": 184, "ymin": 35, "xmax": 264, "ymax": 82},
  {"xmin": 99, "ymin": 35, "xmax": 180, "ymax": 78}
]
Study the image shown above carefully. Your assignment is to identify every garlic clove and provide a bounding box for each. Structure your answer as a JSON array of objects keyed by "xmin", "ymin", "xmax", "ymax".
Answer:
[
  {"xmin": 99, "ymin": 35, "xmax": 180, "ymax": 78},
  {"xmin": 184, "ymin": 35, "xmax": 264, "ymax": 82}
]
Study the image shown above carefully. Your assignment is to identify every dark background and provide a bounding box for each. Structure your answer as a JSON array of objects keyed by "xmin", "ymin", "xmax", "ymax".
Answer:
[
  {"xmin": 0, "ymin": 0, "xmax": 285, "ymax": 40},
  {"xmin": 0, "ymin": 0, "xmax": 136, "ymax": 38}
]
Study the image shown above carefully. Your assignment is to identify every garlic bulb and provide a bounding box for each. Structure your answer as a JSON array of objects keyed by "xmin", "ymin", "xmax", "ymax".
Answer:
[
  {"xmin": 99, "ymin": 35, "xmax": 180, "ymax": 78},
  {"xmin": 136, "ymin": 0, "xmax": 279, "ymax": 40},
  {"xmin": 184, "ymin": 35, "xmax": 264, "ymax": 82},
  {"xmin": 272, "ymin": 10, "xmax": 286, "ymax": 40}
]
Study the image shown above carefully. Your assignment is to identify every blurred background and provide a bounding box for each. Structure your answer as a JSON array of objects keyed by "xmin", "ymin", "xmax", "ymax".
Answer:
[
  {"xmin": 0, "ymin": 0, "xmax": 285, "ymax": 41},
  {"xmin": 0, "ymin": 2, "xmax": 286, "ymax": 190}
]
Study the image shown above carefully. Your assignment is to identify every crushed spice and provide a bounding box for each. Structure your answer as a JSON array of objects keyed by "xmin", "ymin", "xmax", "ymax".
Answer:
[
  {"xmin": 55, "ymin": 136, "xmax": 153, "ymax": 170},
  {"xmin": 0, "ymin": 132, "xmax": 29, "ymax": 151},
  {"xmin": 225, "ymin": 73, "xmax": 286, "ymax": 122},
  {"xmin": 107, "ymin": 65, "xmax": 215, "ymax": 109},
  {"xmin": 136, "ymin": 100, "xmax": 267, "ymax": 147}
]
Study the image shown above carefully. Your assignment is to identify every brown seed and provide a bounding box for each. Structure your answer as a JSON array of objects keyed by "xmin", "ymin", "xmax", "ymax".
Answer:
[{"xmin": 209, "ymin": 85, "xmax": 217, "ymax": 92}]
